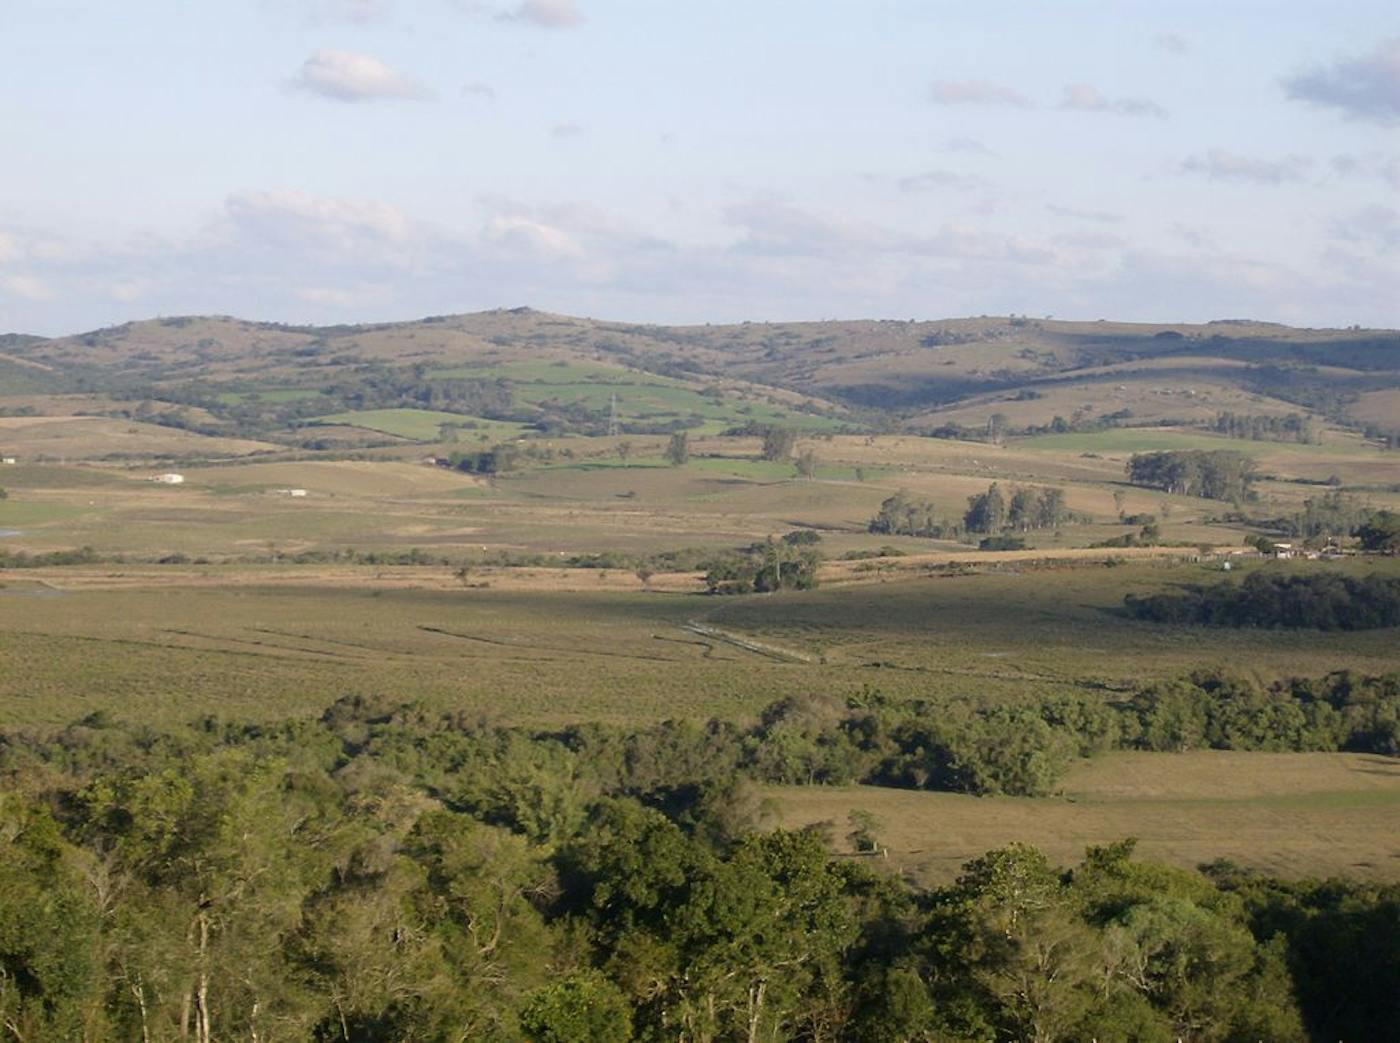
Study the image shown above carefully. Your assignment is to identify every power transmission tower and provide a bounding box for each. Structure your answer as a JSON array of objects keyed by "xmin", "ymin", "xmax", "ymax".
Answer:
[{"xmin": 608, "ymin": 393, "xmax": 620, "ymax": 437}]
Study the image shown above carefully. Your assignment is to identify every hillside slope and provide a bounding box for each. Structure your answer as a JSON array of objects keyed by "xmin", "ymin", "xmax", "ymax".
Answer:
[{"xmin": 3, "ymin": 310, "xmax": 1398, "ymax": 439}]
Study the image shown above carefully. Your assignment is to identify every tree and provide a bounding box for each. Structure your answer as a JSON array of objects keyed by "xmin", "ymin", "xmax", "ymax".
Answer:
[
  {"xmin": 664, "ymin": 431, "xmax": 689, "ymax": 466},
  {"xmin": 1355, "ymin": 510, "xmax": 1400, "ymax": 553},
  {"xmin": 615, "ymin": 440, "xmax": 632, "ymax": 464},
  {"xmin": 964, "ymin": 483, "xmax": 1007, "ymax": 534},
  {"xmin": 761, "ymin": 427, "xmax": 797, "ymax": 462},
  {"xmin": 520, "ymin": 974, "xmax": 633, "ymax": 1042},
  {"xmin": 795, "ymin": 448, "xmax": 818, "ymax": 479}
]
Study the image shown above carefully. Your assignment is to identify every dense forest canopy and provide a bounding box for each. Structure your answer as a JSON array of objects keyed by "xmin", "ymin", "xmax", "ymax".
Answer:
[{"xmin": 2, "ymin": 680, "xmax": 1398, "ymax": 1042}]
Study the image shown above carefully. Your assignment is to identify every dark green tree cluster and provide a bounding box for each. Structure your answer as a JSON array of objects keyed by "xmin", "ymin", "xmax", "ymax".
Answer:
[
  {"xmin": 1124, "ymin": 570, "xmax": 1400, "ymax": 631},
  {"xmin": 1126, "ymin": 450, "xmax": 1256, "ymax": 500},
  {"xmin": 867, "ymin": 491, "xmax": 959, "ymax": 539},
  {"xmin": 1355, "ymin": 509, "xmax": 1400, "ymax": 553},
  {"xmin": 1125, "ymin": 669, "xmax": 1400, "ymax": 754},
  {"xmin": 759, "ymin": 426, "xmax": 798, "ymax": 462},
  {"xmin": 964, "ymin": 483, "xmax": 1070, "ymax": 534},
  {"xmin": 3, "ymin": 695, "xmax": 1396, "ymax": 1041},
  {"xmin": 444, "ymin": 442, "xmax": 521, "ymax": 475},
  {"xmin": 702, "ymin": 537, "xmax": 822, "ymax": 594},
  {"xmin": 1210, "ymin": 411, "xmax": 1319, "ymax": 444}
]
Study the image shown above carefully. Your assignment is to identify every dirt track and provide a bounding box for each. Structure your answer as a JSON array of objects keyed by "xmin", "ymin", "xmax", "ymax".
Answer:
[{"xmin": 6, "ymin": 544, "xmax": 1242, "ymax": 594}]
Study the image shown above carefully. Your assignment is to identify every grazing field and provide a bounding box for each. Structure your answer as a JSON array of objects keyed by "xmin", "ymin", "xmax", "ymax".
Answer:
[
  {"xmin": 309, "ymin": 407, "xmax": 531, "ymax": 441},
  {"xmin": 2, "ymin": 310, "xmax": 1399, "ymax": 897},
  {"xmin": 3, "ymin": 558, "xmax": 1397, "ymax": 730},
  {"xmin": 770, "ymin": 750, "xmax": 1400, "ymax": 884}
]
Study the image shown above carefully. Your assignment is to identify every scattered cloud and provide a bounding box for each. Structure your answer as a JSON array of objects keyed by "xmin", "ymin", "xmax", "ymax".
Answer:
[
  {"xmin": 1154, "ymin": 32, "xmax": 1189, "ymax": 55},
  {"xmin": 1181, "ymin": 150, "xmax": 1310, "ymax": 185},
  {"xmin": 1284, "ymin": 38, "xmax": 1400, "ymax": 124},
  {"xmin": 295, "ymin": 284, "xmax": 395, "ymax": 308},
  {"xmin": 941, "ymin": 136, "xmax": 997, "ymax": 157},
  {"xmin": 929, "ymin": 79, "xmax": 1031, "ymax": 107},
  {"xmin": 290, "ymin": 50, "xmax": 427, "ymax": 102},
  {"xmin": 1331, "ymin": 152, "xmax": 1400, "ymax": 189},
  {"xmin": 1047, "ymin": 204, "xmax": 1123, "ymax": 224},
  {"xmin": 550, "ymin": 123, "xmax": 584, "ymax": 138},
  {"xmin": 1060, "ymin": 83, "xmax": 1166, "ymax": 118},
  {"xmin": 463, "ymin": 81, "xmax": 498, "ymax": 100},
  {"xmin": 483, "ymin": 214, "xmax": 584, "ymax": 258},
  {"xmin": 1332, "ymin": 204, "xmax": 1400, "ymax": 251},
  {"xmin": 505, "ymin": 0, "xmax": 582, "ymax": 28},
  {"xmin": 223, "ymin": 190, "xmax": 417, "ymax": 259},
  {"xmin": 295, "ymin": 0, "xmax": 393, "ymax": 23},
  {"xmin": 898, "ymin": 170, "xmax": 987, "ymax": 193},
  {"xmin": 0, "ymin": 274, "xmax": 55, "ymax": 302}
]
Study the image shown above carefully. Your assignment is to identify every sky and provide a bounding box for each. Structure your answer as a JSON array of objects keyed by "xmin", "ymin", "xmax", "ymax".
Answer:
[{"xmin": 2, "ymin": 0, "xmax": 1398, "ymax": 335}]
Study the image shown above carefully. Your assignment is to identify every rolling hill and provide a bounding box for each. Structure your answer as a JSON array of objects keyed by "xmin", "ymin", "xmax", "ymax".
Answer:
[{"xmin": 2, "ymin": 310, "xmax": 1398, "ymax": 446}]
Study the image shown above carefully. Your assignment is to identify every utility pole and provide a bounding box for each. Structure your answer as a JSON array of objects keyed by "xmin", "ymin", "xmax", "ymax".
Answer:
[{"xmin": 608, "ymin": 393, "xmax": 620, "ymax": 437}]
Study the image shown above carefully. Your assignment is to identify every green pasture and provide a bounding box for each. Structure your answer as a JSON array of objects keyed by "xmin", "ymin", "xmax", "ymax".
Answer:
[
  {"xmin": 1014, "ymin": 427, "xmax": 1375, "ymax": 457},
  {"xmin": 309, "ymin": 408, "xmax": 531, "ymax": 441}
]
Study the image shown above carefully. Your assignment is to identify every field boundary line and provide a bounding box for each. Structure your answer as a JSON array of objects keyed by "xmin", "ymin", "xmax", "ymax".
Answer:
[{"xmin": 682, "ymin": 621, "xmax": 812, "ymax": 663}]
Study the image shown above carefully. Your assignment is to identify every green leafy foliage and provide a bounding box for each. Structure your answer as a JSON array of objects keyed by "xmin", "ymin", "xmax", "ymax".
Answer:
[{"xmin": 1125, "ymin": 570, "xmax": 1400, "ymax": 630}]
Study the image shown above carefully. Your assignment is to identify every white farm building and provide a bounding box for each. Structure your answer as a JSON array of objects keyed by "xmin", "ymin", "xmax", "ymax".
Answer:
[{"xmin": 151, "ymin": 473, "xmax": 185, "ymax": 484}]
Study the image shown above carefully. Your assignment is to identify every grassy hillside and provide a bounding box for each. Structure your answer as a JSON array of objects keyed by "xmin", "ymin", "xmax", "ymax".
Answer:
[{"xmin": 4, "ymin": 310, "xmax": 1397, "ymax": 446}]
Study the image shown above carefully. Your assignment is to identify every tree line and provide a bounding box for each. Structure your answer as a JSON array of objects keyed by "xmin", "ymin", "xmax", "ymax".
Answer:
[
  {"xmin": 1126, "ymin": 450, "xmax": 1256, "ymax": 501},
  {"xmin": 1124, "ymin": 570, "xmax": 1400, "ymax": 631},
  {"xmin": 868, "ymin": 483, "xmax": 1073, "ymax": 541},
  {"xmin": 2, "ymin": 680, "xmax": 1397, "ymax": 1041},
  {"xmin": 1209, "ymin": 411, "xmax": 1320, "ymax": 444}
]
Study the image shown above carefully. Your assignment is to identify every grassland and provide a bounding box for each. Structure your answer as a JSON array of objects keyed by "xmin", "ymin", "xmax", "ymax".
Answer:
[
  {"xmin": 309, "ymin": 407, "xmax": 531, "ymax": 441},
  {"xmin": 2, "ymin": 309, "xmax": 1398, "ymax": 885},
  {"xmin": 769, "ymin": 751, "xmax": 1400, "ymax": 884},
  {"xmin": 2, "ymin": 558, "xmax": 1396, "ymax": 731}
]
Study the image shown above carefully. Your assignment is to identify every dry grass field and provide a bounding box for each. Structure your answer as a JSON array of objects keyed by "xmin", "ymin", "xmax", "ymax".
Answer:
[{"xmin": 769, "ymin": 751, "xmax": 1400, "ymax": 884}]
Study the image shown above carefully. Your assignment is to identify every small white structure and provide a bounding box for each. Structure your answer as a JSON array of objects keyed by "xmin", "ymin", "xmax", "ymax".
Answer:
[
  {"xmin": 1, "ymin": 457, "xmax": 15, "ymax": 465},
  {"xmin": 151, "ymin": 473, "xmax": 185, "ymax": 484},
  {"xmin": 274, "ymin": 488, "xmax": 308, "ymax": 498},
  {"xmin": 1270, "ymin": 542, "xmax": 1295, "ymax": 559}
]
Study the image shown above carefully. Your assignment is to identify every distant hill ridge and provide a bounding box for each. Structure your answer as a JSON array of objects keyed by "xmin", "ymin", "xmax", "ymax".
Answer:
[{"xmin": 3, "ymin": 309, "xmax": 1398, "ymax": 434}]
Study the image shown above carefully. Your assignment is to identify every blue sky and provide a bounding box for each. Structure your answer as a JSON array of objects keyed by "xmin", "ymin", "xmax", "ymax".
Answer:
[{"xmin": 2, "ymin": 0, "xmax": 1398, "ymax": 334}]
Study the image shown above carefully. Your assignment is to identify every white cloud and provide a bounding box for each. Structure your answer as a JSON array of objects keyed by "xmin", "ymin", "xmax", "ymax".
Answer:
[
  {"xmin": 507, "ymin": 0, "xmax": 582, "ymax": 28},
  {"xmin": 1285, "ymin": 38, "xmax": 1400, "ymax": 124},
  {"xmin": 1181, "ymin": 150, "xmax": 1310, "ymax": 185},
  {"xmin": 463, "ymin": 81, "xmax": 498, "ymax": 100},
  {"xmin": 0, "ymin": 274, "xmax": 55, "ymax": 302},
  {"xmin": 550, "ymin": 122, "xmax": 584, "ymax": 138},
  {"xmin": 483, "ymin": 215, "xmax": 584, "ymax": 258},
  {"xmin": 1060, "ymin": 83, "xmax": 1166, "ymax": 118},
  {"xmin": 929, "ymin": 80, "xmax": 1031, "ymax": 107},
  {"xmin": 290, "ymin": 50, "xmax": 426, "ymax": 102},
  {"xmin": 224, "ymin": 190, "xmax": 417, "ymax": 259}
]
